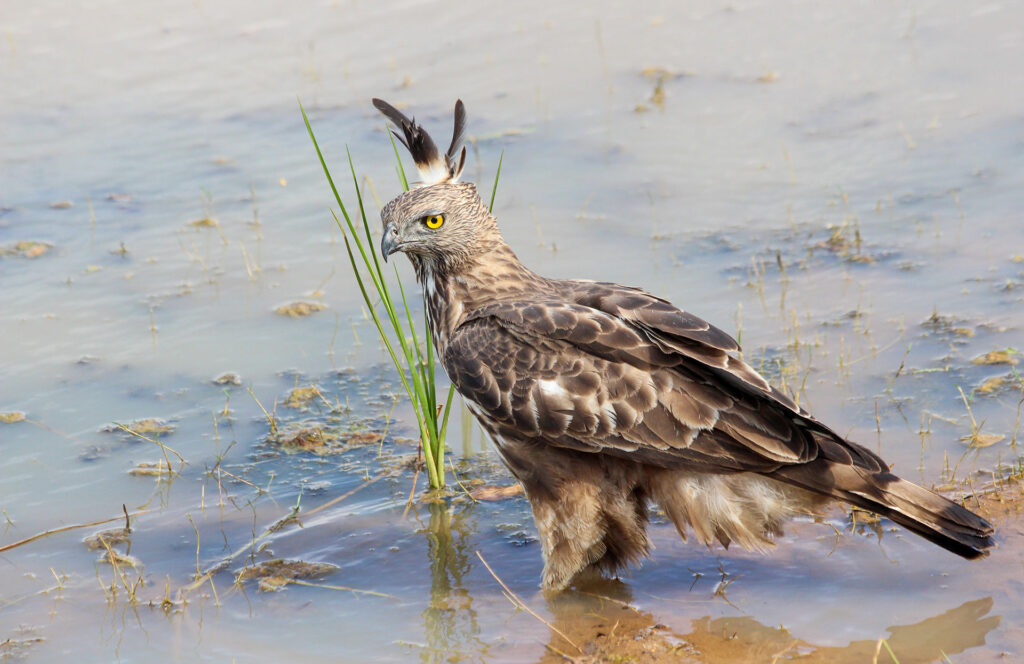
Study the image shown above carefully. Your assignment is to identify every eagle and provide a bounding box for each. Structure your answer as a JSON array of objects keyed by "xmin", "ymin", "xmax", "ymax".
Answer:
[{"xmin": 370, "ymin": 98, "xmax": 994, "ymax": 591}]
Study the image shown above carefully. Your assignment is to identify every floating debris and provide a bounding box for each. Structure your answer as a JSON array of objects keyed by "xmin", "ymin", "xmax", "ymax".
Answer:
[
  {"xmin": 212, "ymin": 372, "xmax": 242, "ymax": 386},
  {"xmin": 850, "ymin": 507, "xmax": 882, "ymax": 524},
  {"xmin": 975, "ymin": 374, "xmax": 1016, "ymax": 396},
  {"xmin": 0, "ymin": 411, "xmax": 26, "ymax": 424},
  {"xmin": 236, "ymin": 559, "xmax": 338, "ymax": 592},
  {"xmin": 274, "ymin": 301, "xmax": 325, "ymax": 317},
  {"xmin": 301, "ymin": 480, "xmax": 332, "ymax": 494},
  {"xmin": 0, "ymin": 241, "xmax": 52, "ymax": 259},
  {"xmin": 635, "ymin": 67, "xmax": 687, "ymax": 112},
  {"xmin": 50, "ymin": 200, "xmax": 73, "ymax": 209},
  {"xmin": 495, "ymin": 522, "xmax": 537, "ymax": 546},
  {"xmin": 129, "ymin": 461, "xmax": 173, "ymax": 477},
  {"xmin": 961, "ymin": 432, "xmax": 1005, "ymax": 448},
  {"xmin": 345, "ymin": 431, "xmax": 384, "ymax": 446},
  {"xmin": 972, "ymin": 349, "xmax": 1019, "ymax": 366},
  {"xmin": 99, "ymin": 549, "xmax": 141, "ymax": 568},
  {"xmin": 187, "ymin": 217, "xmax": 219, "ymax": 227},
  {"xmin": 0, "ymin": 635, "xmax": 45, "ymax": 659},
  {"xmin": 83, "ymin": 528, "xmax": 131, "ymax": 551},
  {"xmin": 78, "ymin": 445, "xmax": 107, "ymax": 462},
  {"xmin": 276, "ymin": 426, "xmax": 336, "ymax": 454},
  {"xmin": 105, "ymin": 418, "xmax": 175, "ymax": 436},
  {"xmin": 921, "ymin": 312, "xmax": 978, "ymax": 340},
  {"xmin": 470, "ymin": 484, "xmax": 525, "ymax": 501},
  {"xmin": 284, "ymin": 386, "xmax": 323, "ymax": 409},
  {"xmin": 813, "ymin": 224, "xmax": 875, "ymax": 263}
]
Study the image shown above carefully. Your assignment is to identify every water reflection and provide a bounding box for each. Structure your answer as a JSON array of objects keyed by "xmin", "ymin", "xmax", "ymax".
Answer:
[
  {"xmin": 541, "ymin": 589, "xmax": 999, "ymax": 663},
  {"xmin": 421, "ymin": 501, "xmax": 485, "ymax": 663}
]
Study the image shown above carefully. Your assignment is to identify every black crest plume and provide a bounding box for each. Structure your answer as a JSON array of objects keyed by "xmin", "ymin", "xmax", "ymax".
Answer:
[{"xmin": 372, "ymin": 98, "xmax": 467, "ymax": 185}]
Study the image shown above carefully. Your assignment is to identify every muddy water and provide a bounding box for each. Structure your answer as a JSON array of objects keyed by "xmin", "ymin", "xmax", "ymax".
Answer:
[{"xmin": 2, "ymin": 0, "xmax": 1023, "ymax": 662}]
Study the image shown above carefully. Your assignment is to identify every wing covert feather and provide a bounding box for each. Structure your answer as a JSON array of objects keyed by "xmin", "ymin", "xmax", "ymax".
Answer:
[{"xmin": 446, "ymin": 300, "xmax": 839, "ymax": 473}]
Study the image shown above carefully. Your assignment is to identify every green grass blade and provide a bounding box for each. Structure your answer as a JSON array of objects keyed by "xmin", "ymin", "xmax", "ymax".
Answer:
[
  {"xmin": 303, "ymin": 99, "xmax": 449, "ymax": 490},
  {"xmin": 332, "ymin": 201, "xmax": 410, "ymax": 370},
  {"xmin": 438, "ymin": 385, "xmax": 456, "ymax": 443},
  {"xmin": 489, "ymin": 149, "xmax": 504, "ymax": 213},
  {"xmin": 299, "ymin": 100, "xmax": 356, "ymax": 231},
  {"xmin": 387, "ymin": 130, "xmax": 410, "ymax": 192},
  {"xmin": 331, "ymin": 208, "xmax": 388, "ymax": 305},
  {"xmin": 340, "ymin": 231, "xmax": 414, "ymax": 404},
  {"xmin": 337, "ymin": 213, "xmax": 435, "ymax": 484},
  {"xmin": 423, "ymin": 307, "xmax": 437, "ymax": 411},
  {"xmin": 392, "ymin": 265, "xmax": 435, "ymax": 429},
  {"xmin": 880, "ymin": 639, "xmax": 900, "ymax": 664},
  {"xmin": 346, "ymin": 147, "xmax": 385, "ymax": 286},
  {"xmin": 393, "ymin": 265, "xmax": 423, "ymax": 365}
]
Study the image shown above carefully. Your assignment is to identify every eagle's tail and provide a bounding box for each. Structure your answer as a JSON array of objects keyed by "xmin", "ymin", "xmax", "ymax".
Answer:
[{"xmin": 770, "ymin": 459, "xmax": 995, "ymax": 558}]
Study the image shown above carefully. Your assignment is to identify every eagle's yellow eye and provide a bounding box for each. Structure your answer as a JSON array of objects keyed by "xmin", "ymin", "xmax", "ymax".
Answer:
[{"xmin": 424, "ymin": 214, "xmax": 445, "ymax": 229}]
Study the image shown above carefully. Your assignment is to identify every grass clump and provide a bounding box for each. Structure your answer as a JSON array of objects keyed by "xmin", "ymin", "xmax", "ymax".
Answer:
[{"xmin": 299, "ymin": 100, "xmax": 454, "ymax": 490}]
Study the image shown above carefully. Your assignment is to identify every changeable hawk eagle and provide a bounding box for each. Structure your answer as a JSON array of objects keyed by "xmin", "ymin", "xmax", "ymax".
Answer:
[{"xmin": 371, "ymin": 98, "xmax": 993, "ymax": 591}]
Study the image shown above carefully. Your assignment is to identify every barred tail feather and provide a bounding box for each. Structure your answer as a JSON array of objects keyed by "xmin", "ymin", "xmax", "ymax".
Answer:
[{"xmin": 770, "ymin": 460, "xmax": 995, "ymax": 559}]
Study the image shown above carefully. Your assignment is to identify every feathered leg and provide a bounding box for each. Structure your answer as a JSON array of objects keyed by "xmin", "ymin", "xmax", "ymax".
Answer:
[{"xmin": 496, "ymin": 439, "xmax": 651, "ymax": 590}]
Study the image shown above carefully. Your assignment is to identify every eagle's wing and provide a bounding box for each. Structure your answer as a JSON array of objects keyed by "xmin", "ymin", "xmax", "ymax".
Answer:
[
  {"xmin": 445, "ymin": 293, "xmax": 886, "ymax": 476},
  {"xmin": 561, "ymin": 280, "xmax": 788, "ymax": 400}
]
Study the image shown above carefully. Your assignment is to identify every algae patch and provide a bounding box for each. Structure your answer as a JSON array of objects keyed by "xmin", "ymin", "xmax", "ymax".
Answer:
[
  {"xmin": 0, "ymin": 241, "xmax": 52, "ymax": 259},
  {"xmin": 275, "ymin": 426, "xmax": 337, "ymax": 454},
  {"xmin": 236, "ymin": 559, "xmax": 339, "ymax": 592},
  {"xmin": 104, "ymin": 418, "xmax": 176, "ymax": 436},
  {"xmin": 960, "ymin": 432, "xmax": 1006, "ymax": 449},
  {"xmin": 212, "ymin": 372, "xmax": 242, "ymax": 386},
  {"xmin": 129, "ymin": 461, "xmax": 174, "ymax": 477},
  {"xmin": 284, "ymin": 385, "xmax": 324, "ymax": 409},
  {"xmin": 83, "ymin": 528, "xmax": 132, "ymax": 551},
  {"xmin": 974, "ymin": 374, "xmax": 1020, "ymax": 396},
  {"xmin": 972, "ymin": 349, "xmax": 1019, "ymax": 366},
  {"xmin": 275, "ymin": 301, "xmax": 325, "ymax": 317}
]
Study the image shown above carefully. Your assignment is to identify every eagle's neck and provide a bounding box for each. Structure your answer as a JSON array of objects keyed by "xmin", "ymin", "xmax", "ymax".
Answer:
[{"xmin": 417, "ymin": 239, "xmax": 541, "ymax": 352}]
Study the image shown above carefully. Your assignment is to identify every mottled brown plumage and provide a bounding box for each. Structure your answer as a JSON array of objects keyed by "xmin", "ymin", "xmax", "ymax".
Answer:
[{"xmin": 373, "ymin": 98, "xmax": 995, "ymax": 590}]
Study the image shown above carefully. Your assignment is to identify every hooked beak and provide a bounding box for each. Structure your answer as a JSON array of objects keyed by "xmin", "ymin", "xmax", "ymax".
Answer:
[{"xmin": 381, "ymin": 223, "xmax": 401, "ymax": 262}]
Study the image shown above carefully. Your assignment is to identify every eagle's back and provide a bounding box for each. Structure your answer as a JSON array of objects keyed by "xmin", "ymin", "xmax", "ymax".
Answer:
[{"xmin": 430, "ymin": 263, "xmax": 992, "ymax": 588}]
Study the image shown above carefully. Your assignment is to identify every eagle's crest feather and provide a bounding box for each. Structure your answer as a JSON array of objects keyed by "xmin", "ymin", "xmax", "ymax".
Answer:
[{"xmin": 372, "ymin": 98, "xmax": 466, "ymax": 185}]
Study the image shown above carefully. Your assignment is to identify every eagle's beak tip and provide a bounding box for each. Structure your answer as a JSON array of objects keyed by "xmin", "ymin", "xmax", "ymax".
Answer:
[{"xmin": 380, "ymin": 226, "xmax": 398, "ymax": 261}]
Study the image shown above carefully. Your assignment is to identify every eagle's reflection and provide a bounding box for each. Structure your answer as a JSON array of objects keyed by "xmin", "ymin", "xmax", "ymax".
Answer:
[{"xmin": 541, "ymin": 580, "xmax": 999, "ymax": 663}]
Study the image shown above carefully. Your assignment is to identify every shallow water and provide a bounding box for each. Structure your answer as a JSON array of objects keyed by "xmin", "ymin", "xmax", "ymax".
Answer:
[{"xmin": 2, "ymin": 1, "xmax": 1024, "ymax": 662}]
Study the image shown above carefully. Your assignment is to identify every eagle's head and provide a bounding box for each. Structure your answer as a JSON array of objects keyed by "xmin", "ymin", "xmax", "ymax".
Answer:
[
  {"xmin": 374, "ymin": 98, "xmax": 499, "ymax": 277},
  {"xmin": 380, "ymin": 181, "xmax": 494, "ymax": 269}
]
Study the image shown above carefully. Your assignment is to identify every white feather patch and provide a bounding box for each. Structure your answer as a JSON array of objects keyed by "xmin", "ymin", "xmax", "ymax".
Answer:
[
  {"xmin": 415, "ymin": 156, "xmax": 451, "ymax": 187},
  {"xmin": 537, "ymin": 379, "xmax": 570, "ymax": 399}
]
